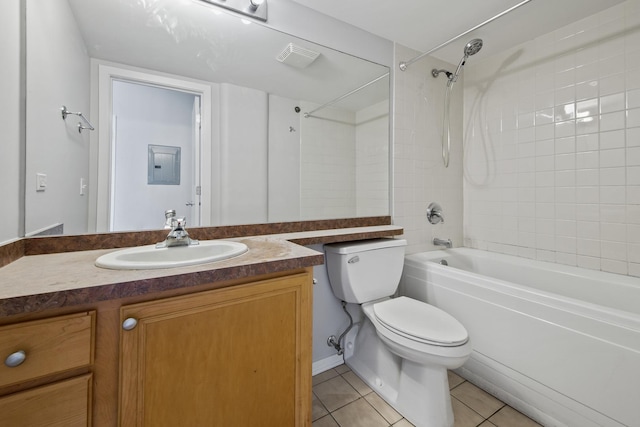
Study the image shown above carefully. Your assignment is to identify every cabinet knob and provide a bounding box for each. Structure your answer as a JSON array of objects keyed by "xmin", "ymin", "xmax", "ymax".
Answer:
[
  {"xmin": 5, "ymin": 350, "xmax": 26, "ymax": 368},
  {"xmin": 122, "ymin": 318, "xmax": 138, "ymax": 331}
]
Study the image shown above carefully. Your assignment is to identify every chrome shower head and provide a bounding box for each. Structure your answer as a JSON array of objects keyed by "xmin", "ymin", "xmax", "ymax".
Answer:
[
  {"xmin": 464, "ymin": 38, "xmax": 483, "ymax": 57},
  {"xmin": 448, "ymin": 38, "xmax": 484, "ymax": 86}
]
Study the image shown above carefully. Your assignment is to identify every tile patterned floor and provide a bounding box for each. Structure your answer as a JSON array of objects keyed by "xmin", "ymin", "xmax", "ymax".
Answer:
[{"xmin": 312, "ymin": 364, "xmax": 542, "ymax": 427}]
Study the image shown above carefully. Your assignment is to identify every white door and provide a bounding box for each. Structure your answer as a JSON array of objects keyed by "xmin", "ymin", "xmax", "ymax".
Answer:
[{"xmin": 110, "ymin": 80, "xmax": 201, "ymax": 231}]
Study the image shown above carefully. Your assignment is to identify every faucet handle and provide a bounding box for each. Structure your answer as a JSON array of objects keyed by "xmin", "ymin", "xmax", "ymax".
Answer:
[
  {"xmin": 426, "ymin": 202, "xmax": 444, "ymax": 225},
  {"xmin": 164, "ymin": 210, "xmax": 177, "ymax": 229}
]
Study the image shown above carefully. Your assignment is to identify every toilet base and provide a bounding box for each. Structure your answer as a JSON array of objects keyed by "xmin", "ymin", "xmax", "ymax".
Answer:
[{"xmin": 344, "ymin": 319, "xmax": 457, "ymax": 427}]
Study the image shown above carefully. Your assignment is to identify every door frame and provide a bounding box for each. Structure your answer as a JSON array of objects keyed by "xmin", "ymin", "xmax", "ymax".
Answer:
[{"xmin": 89, "ymin": 62, "xmax": 212, "ymax": 233}]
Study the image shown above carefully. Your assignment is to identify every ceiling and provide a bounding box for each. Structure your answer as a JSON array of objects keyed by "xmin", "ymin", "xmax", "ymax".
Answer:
[{"xmin": 290, "ymin": 0, "xmax": 626, "ymax": 65}]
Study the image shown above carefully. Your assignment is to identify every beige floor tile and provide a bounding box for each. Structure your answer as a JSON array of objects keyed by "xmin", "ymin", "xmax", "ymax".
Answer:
[
  {"xmin": 392, "ymin": 419, "xmax": 415, "ymax": 427},
  {"xmin": 448, "ymin": 370, "xmax": 466, "ymax": 389},
  {"xmin": 331, "ymin": 398, "xmax": 390, "ymax": 427},
  {"xmin": 479, "ymin": 421, "xmax": 498, "ymax": 427},
  {"xmin": 452, "ymin": 397, "xmax": 485, "ymax": 427},
  {"xmin": 451, "ymin": 381, "xmax": 504, "ymax": 418},
  {"xmin": 342, "ymin": 371, "xmax": 373, "ymax": 396},
  {"xmin": 313, "ymin": 392, "xmax": 329, "ymax": 421},
  {"xmin": 313, "ymin": 375, "xmax": 361, "ymax": 412},
  {"xmin": 313, "ymin": 415, "xmax": 340, "ymax": 427},
  {"xmin": 364, "ymin": 392, "xmax": 402, "ymax": 424},
  {"xmin": 489, "ymin": 406, "xmax": 542, "ymax": 427},
  {"xmin": 314, "ymin": 368, "xmax": 340, "ymax": 386},
  {"xmin": 335, "ymin": 364, "xmax": 351, "ymax": 374}
]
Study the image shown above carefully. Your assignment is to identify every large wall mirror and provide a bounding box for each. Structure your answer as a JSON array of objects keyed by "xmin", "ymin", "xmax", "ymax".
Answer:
[{"xmin": 25, "ymin": 0, "xmax": 390, "ymax": 237}]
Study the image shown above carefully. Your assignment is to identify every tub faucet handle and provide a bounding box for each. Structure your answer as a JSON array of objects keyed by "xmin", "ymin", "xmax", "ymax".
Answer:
[{"xmin": 427, "ymin": 202, "xmax": 444, "ymax": 225}]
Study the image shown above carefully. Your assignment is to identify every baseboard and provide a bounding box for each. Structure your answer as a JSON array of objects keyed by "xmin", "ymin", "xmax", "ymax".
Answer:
[{"xmin": 312, "ymin": 354, "xmax": 344, "ymax": 376}]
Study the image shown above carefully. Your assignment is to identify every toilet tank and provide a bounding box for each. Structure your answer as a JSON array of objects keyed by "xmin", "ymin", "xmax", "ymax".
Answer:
[{"xmin": 324, "ymin": 239, "xmax": 407, "ymax": 303}]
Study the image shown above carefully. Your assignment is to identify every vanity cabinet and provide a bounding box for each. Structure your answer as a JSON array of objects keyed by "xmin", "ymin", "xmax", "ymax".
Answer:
[
  {"xmin": 0, "ymin": 311, "xmax": 95, "ymax": 426},
  {"xmin": 119, "ymin": 272, "xmax": 312, "ymax": 426}
]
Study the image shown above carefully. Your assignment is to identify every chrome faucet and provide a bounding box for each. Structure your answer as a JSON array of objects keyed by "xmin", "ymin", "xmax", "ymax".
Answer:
[
  {"xmin": 157, "ymin": 212, "xmax": 199, "ymax": 248},
  {"xmin": 433, "ymin": 238, "xmax": 452, "ymax": 248}
]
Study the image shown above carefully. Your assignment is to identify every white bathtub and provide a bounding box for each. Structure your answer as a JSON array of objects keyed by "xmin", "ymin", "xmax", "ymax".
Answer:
[{"xmin": 400, "ymin": 248, "xmax": 640, "ymax": 427}]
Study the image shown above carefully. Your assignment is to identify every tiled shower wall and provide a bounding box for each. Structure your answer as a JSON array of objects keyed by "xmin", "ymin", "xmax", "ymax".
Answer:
[
  {"xmin": 463, "ymin": 0, "xmax": 640, "ymax": 277},
  {"xmin": 300, "ymin": 102, "xmax": 357, "ymax": 220},
  {"xmin": 356, "ymin": 101, "xmax": 389, "ymax": 217},
  {"xmin": 301, "ymin": 101, "xmax": 389, "ymax": 221},
  {"xmin": 393, "ymin": 44, "xmax": 464, "ymax": 255}
]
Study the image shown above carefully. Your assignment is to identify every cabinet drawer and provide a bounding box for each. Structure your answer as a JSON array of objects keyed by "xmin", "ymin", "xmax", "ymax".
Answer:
[
  {"xmin": 0, "ymin": 312, "xmax": 95, "ymax": 388},
  {"xmin": 0, "ymin": 374, "xmax": 92, "ymax": 427}
]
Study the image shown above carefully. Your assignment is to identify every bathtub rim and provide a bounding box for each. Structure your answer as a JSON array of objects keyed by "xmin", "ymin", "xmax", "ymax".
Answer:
[{"xmin": 403, "ymin": 248, "xmax": 640, "ymax": 331}]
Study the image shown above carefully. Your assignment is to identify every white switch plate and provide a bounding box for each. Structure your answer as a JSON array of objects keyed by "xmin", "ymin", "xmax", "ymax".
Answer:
[
  {"xmin": 36, "ymin": 173, "xmax": 47, "ymax": 192},
  {"xmin": 80, "ymin": 177, "xmax": 87, "ymax": 196}
]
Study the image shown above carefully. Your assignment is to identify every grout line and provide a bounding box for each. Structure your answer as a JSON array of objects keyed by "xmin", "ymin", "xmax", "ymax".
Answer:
[
  {"xmin": 449, "ymin": 378, "xmax": 468, "ymax": 391},
  {"xmin": 451, "ymin": 395, "xmax": 488, "ymax": 423}
]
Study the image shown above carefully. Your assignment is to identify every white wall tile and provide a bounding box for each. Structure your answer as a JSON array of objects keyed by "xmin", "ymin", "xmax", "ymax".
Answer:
[
  {"xmin": 600, "ymin": 111, "xmax": 626, "ymax": 131},
  {"xmin": 628, "ymin": 88, "xmax": 640, "ymax": 109},
  {"xmin": 629, "ymin": 166, "xmax": 640, "ymax": 184},
  {"xmin": 600, "ymin": 93, "xmax": 625, "ymax": 113},
  {"xmin": 577, "ymin": 134, "xmax": 599, "ymax": 152},
  {"xmin": 600, "ymin": 129, "xmax": 626, "ymax": 149},
  {"xmin": 628, "ymin": 127, "xmax": 640, "ymax": 147},
  {"xmin": 628, "ymin": 107, "xmax": 640, "ymax": 127}
]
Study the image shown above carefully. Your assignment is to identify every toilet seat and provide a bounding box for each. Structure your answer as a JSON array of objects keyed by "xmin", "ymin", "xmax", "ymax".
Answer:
[{"xmin": 373, "ymin": 297, "xmax": 468, "ymax": 347}]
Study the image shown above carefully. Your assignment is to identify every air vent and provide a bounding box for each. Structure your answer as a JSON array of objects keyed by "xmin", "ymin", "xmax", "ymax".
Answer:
[{"xmin": 276, "ymin": 43, "xmax": 320, "ymax": 69}]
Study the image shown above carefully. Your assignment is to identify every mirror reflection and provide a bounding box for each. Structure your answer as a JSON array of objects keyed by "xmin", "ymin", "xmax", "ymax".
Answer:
[{"xmin": 25, "ymin": 0, "xmax": 390, "ymax": 236}]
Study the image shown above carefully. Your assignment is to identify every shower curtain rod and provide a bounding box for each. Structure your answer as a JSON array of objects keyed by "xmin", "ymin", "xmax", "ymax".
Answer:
[
  {"xmin": 399, "ymin": 0, "xmax": 532, "ymax": 71},
  {"xmin": 304, "ymin": 72, "xmax": 389, "ymax": 118}
]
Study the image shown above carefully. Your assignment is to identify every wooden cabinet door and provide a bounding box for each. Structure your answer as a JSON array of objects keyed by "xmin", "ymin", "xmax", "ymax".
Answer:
[{"xmin": 119, "ymin": 272, "xmax": 312, "ymax": 427}]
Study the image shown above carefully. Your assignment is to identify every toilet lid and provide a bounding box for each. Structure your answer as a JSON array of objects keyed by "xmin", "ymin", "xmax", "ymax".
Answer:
[{"xmin": 373, "ymin": 297, "xmax": 468, "ymax": 346}]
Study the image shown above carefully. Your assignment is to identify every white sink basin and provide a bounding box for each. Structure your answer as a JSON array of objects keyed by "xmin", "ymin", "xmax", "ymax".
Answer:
[{"xmin": 95, "ymin": 240, "xmax": 248, "ymax": 270}]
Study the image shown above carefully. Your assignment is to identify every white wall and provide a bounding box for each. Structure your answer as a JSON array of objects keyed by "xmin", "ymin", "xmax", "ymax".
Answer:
[
  {"xmin": 219, "ymin": 84, "xmax": 269, "ymax": 225},
  {"xmin": 25, "ymin": 0, "xmax": 90, "ymax": 236},
  {"xmin": 268, "ymin": 95, "xmax": 301, "ymax": 222},
  {"xmin": 463, "ymin": 0, "xmax": 640, "ymax": 277},
  {"xmin": 0, "ymin": 0, "xmax": 22, "ymax": 243},
  {"xmin": 356, "ymin": 100, "xmax": 389, "ymax": 217},
  {"xmin": 300, "ymin": 102, "xmax": 357, "ymax": 220},
  {"xmin": 393, "ymin": 44, "xmax": 464, "ymax": 255}
]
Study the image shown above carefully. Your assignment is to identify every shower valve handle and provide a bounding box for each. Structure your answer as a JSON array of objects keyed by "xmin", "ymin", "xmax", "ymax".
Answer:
[{"xmin": 427, "ymin": 202, "xmax": 444, "ymax": 225}]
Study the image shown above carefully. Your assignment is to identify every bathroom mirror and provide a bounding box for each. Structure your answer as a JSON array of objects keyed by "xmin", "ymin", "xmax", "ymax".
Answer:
[{"xmin": 24, "ymin": 0, "xmax": 390, "ymax": 236}]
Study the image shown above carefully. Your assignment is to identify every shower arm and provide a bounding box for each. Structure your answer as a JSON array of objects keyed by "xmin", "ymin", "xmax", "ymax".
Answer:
[{"xmin": 398, "ymin": 0, "xmax": 531, "ymax": 71}]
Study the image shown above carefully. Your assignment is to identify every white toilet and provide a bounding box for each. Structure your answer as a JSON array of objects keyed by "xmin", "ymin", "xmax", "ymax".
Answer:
[{"xmin": 324, "ymin": 238, "xmax": 472, "ymax": 427}]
